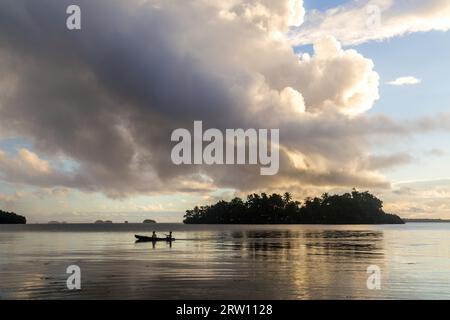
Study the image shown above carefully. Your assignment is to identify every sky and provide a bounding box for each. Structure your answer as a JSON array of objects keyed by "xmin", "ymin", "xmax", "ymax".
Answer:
[{"xmin": 1, "ymin": 0, "xmax": 450, "ymax": 223}]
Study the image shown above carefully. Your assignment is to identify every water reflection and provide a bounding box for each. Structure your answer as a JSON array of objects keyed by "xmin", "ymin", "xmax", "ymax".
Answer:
[
  {"xmin": 0, "ymin": 224, "xmax": 449, "ymax": 299},
  {"xmin": 223, "ymin": 229, "xmax": 383, "ymax": 258},
  {"xmin": 210, "ymin": 229, "xmax": 385, "ymax": 299}
]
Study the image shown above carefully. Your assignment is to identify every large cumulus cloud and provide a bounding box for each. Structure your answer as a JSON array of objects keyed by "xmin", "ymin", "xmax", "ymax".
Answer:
[{"xmin": 0, "ymin": 0, "xmax": 422, "ymax": 198}]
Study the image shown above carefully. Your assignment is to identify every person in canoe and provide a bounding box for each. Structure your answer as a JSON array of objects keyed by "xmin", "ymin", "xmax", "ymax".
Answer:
[
  {"xmin": 166, "ymin": 231, "xmax": 173, "ymax": 240},
  {"xmin": 152, "ymin": 231, "xmax": 157, "ymax": 238}
]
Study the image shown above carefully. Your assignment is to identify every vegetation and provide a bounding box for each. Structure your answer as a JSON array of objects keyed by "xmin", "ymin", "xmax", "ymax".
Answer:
[
  {"xmin": 0, "ymin": 210, "xmax": 27, "ymax": 224},
  {"xmin": 143, "ymin": 219, "xmax": 156, "ymax": 224},
  {"xmin": 183, "ymin": 190, "xmax": 404, "ymax": 225},
  {"xmin": 94, "ymin": 220, "xmax": 113, "ymax": 224}
]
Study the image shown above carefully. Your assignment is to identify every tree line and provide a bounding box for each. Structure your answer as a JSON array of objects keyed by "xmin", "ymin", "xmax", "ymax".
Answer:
[
  {"xmin": 0, "ymin": 210, "xmax": 27, "ymax": 224},
  {"xmin": 183, "ymin": 190, "xmax": 404, "ymax": 224}
]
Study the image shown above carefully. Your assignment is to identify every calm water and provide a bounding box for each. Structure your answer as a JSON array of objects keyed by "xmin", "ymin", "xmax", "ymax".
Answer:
[{"xmin": 0, "ymin": 223, "xmax": 449, "ymax": 300}]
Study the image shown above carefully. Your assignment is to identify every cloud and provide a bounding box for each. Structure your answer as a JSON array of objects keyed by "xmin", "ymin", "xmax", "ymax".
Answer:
[
  {"xmin": 17, "ymin": 149, "xmax": 51, "ymax": 174},
  {"xmin": 359, "ymin": 152, "xmax": 413, "ymax": 170},
  {"xmin": 0, "ymin": 149, "xmax": 50, "ymax": 177},
  {"xmin": 382, "ymin": 179, "xmax": 450, "ymax": 218},
  {"xmin": 221, "ymin": 0, "xmax": 305, "ymax": 31},
  {"xmin": 293, "ymin": 36, "xmax": 380, "ymax": 115},
  {"xmin": 386, "ymin": 76, "xmax": 421, "ymax": 86},
  {"xmin": 428, "ymin": 148, "xmax": 447, "ymax": 157},
  {"xmin": 291, "ymin": 0, "xmax": 450, "ymax": 46},
  {"xmin": 0, "ymin": 191, "xmax": 25, "ymax": 203},
  {"xmin": 0, "ymin": 0, "xmax": 447, "ymax": 201},
  {"xmin": 0, "ymin": 148, "xmax": 70, "ymax": 187}
]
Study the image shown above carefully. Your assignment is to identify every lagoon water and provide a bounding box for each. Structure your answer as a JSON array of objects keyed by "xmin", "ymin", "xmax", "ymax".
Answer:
[{"xmin": 0, "ymin": 223, "xmax": 449, "ymax": 299}]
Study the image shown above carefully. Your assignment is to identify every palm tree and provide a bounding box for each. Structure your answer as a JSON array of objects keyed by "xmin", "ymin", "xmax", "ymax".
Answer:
[{"xmin": 283, "ymin": 192, "xmax": 292, "ymax": 205}]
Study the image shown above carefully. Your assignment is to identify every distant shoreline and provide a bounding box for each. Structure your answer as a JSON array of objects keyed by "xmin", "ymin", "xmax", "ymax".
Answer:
[
  {"xmin": 0, "ymin": 219, "xmax": 450, "ymax": 226},
  {"xmin": 404, "ymin": 219, "xmax": 450, "ymax": 223},
  {"xmin": 6, "ymin": 220, "xmax": 450, "ymax": 225}
]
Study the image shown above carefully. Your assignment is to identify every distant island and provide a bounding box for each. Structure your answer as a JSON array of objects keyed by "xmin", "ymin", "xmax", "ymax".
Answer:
[
  {"xmin": 143, "ymin": 219, "xmax": 156, "ymax": 224},
  {"xmin": 404, "ymin": 218, "xmax": 450, "ymax": 223},
  {"xmin": 184, "ymin": 190, "xmax": 404, "ymax": 225},
  {"xmin": 0, "ymin": 210, "xmax": 27, "ymax": 224},
  {"xmin": 95, "ymin": 220, "xmax": 113, "ymax": 224}
]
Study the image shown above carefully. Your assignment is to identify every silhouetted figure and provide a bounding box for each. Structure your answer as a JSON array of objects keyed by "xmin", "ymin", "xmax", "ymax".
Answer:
[
  {"xmin": 166, "ymin": 231, "xmax": 173, "ymax": 240},
  {"xmin": 152, "ymin": 231, "xmax": 157, "ymax": 238}
]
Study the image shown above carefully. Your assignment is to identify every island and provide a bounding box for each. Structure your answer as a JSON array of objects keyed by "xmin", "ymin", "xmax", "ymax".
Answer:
[
  {"xmin": 0, "ymin": 210, "xmax": 27, "ymax": 224},
  {"xmin": 404, "ymin": 218, "xmax": 450, "ymax": 223},
  {"xmin": 183, "ymin": 190, "xmax": 404, "ymax": 225},
  {"xmin": 94, "ymin": 220, "xmax": 113, "ymax": 224},
  {"xmin": 143, "ymin": 219, "xmax": 156, "ymax": 224}
]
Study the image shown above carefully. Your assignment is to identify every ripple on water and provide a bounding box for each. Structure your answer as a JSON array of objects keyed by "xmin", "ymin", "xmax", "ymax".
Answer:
[{"xmin": 0, "ymin": 223, "xmax": 450, "ymax": 299}]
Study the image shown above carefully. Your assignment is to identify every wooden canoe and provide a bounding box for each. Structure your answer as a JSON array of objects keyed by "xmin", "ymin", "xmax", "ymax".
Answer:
[{"xmin": 135, "ymin": 234, "xmax": 175, "ymax": 242}]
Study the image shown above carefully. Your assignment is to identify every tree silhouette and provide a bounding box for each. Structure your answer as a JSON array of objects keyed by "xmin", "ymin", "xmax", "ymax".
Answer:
[
  {"xmin": 0, "ymin": 210, "xmax": 26, "ymax": 224},
  {"xmin": 183, "ymin": 190, "xmax": 404, "ymax": 225}
]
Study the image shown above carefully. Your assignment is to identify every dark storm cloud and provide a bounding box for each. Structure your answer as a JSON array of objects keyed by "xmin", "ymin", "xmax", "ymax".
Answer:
[
  {"xmin": 0, "ymin": 0, "xmax": 238, "ymax": 195},
  {"xmin": 0, "ymin": 0, "xmax": 449, "ymax": 197}
]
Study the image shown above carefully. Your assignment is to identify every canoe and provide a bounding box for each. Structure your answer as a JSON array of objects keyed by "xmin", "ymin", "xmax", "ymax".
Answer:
[{"xmin": 135, "ymin": 234, "xmax": 175, "ymax": 242}]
